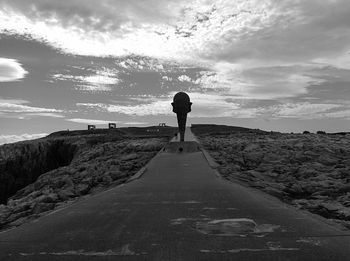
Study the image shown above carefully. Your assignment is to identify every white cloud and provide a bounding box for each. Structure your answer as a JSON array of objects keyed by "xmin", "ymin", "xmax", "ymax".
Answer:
[
  {"xmin": 26, "ymin": 112, "xmax": 64, "ymax": 118},
  {"xmin": 66, "ymin": 118, "xmax": 118, "ymax": 125},
  {"xmin": 0, "ymin": 58, "xmax": 28, "ymax": 82},
  {"xmin": 84, "ymin": 75, "xmax": 118, "ymax": 85},
  {"xmin": 108, "ymin": 101, "xmax": 173, "ymax": 116},
  {"xmin": 123, "ymin": 121, "xmax": 148, "ymax": 125},
  {"xmin": 75, "ymin": 84, "xmax": 112, "ymax": 92},
  {"xmin": 162, "ymin": 76, "xmax": 172, "ymax": 81},
  {"xmin": 66, "ymin": 115, "xmax": 147, "ymax": 126},
  {"xmin": 76, "ymin": 103, "xmax": 108, "ymax": 112},
  {"xmin": 178, "ymin": 75, "xmax": 192, "ymax": 82},
  {"xmin": 0, "ymin": 101, "xmax": 63, "ymax": 113},
  {"xmin": 202, "ymin": 1, "xmax": 350, "ymax": 64},
  {"xmin": 117, "ymin": 57, "xmax": 173, "ymax": 73},
  {"xmin": 0, "ymin": 98, "xmax": 28, "ymax": 104},
  {"xmin": 8, "ymin": 112, "xmax": 64, "ymax": 120},
  {"xmin": 77, "ymin": 92, "xmax": 260, "ymax": 118},
  {"xmin": 0, "ymin": 0, "xmax": 293, "ymax": 62},
  {"xmin": 0, "ymin": 133, "xmax": 48, "ymax": 145},
  {"xmin": 194, "ymin": 63, "xmax": 325, "ymax": 99},
  {"xmin": 52, "ymin": 68, "xmax": 119, "ymax": 92},
  {"xmin": 268, "ymin": 102, "xmax": 341, "ymax": 119},
  {"xmin": 2, "ymin": 0, "xmax": 350, "ymax": 119},
  {"xmin": 2, "ymin": 1, "xmax": 350, "ymax": 69},
  {"xmin": 4, "ymin": 0, "xmax": 348, "ymax": 65},
  {"xmin": 0, "ymin": 98, "xmax": 64, "ymax": 119},
  {"xmin": 323, "ymin": 109, "xmax": 350, "ymax": 119},
  {"xmin": 188, "ymin": 92, "xmax": 259, "ymax": 118}
]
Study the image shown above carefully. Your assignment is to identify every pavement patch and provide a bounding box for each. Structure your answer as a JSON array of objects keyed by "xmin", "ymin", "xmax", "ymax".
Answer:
[
  {"xmin": 199, "ymin": 241, "xmax": 299, "ymax": 254},
  {"xmin": 296, "ymin": 237, "xmax": 323, "ymax": 246},
  {"xmin": 194, "ymin": 218, "xmax": 281, "ymax": 237},
  {"xmin": 171, "ymin": 218, "xmax": 193, "ymax": 225},
  {"xmin": 17, "ymin": 244, "xmax": 147, "ymax": 256},
  {"xmin": 170, "ymin": 217, "xmax": 210, "ymax": 225},
  {"xmin": 180, "ymin": 200, "xmax": 201, "ymax": 204},
  {"xmin": 200, "ymin": 247, "xmax": 299, "ymax": 254}
]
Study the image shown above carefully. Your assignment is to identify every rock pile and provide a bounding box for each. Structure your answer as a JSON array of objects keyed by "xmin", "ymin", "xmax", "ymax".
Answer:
[
  {"xmin": 0, "ymin": 134, "xmax": 167, "ymax": 230},
  {"xmin": 0, "ymin": 139, "xmax": 78, "ymax": 205},
  {"xmin": 196, "ymin": 132, "xmax": 350, "ymax": 229}
]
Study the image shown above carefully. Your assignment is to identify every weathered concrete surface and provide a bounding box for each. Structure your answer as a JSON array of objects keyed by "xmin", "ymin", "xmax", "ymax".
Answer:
[{"xmin": 0, "ymin": 128, "xmax": 350, "ymax": 260}]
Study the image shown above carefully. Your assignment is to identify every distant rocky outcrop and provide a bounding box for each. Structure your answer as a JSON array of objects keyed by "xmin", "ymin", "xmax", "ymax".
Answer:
[
  {"xmin": 191, "ymin": 124, "xmax": 267, "ymax": 136},
  {"xmin": 193, "ymin": 126, "xmax": 350, "ymax": 229},
  {"xmin": 0, "ymin": 128, "xmax": 172, "ymax": 230}
]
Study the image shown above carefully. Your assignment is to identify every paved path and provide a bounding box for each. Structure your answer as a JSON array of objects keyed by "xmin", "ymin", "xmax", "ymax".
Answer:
[{"xmin": 1, "ymin": 128, "xmax": 350, "ymax": 260}]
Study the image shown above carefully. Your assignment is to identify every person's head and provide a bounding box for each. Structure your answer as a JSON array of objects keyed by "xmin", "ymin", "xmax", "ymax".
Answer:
[{"xmin": 172, "ymin": 92, "xmax": 192, "ymax": 113}]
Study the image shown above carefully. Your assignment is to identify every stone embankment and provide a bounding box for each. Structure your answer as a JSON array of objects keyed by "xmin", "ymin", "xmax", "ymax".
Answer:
[
  {"xmin": 0, "ymin": 129, "xmax": 169, "ymax": 230},
  {"xmin": 194, "ymin": 130, "xmax": 350, "ymax": 229}
]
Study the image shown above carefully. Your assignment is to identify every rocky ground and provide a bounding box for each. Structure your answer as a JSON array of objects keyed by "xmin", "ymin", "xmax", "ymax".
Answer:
[
  {"xmin": 192, "ymin": 125, "xmax": 350, "ymax": 229},
  {"xmin": 0, "ymin": 127, "xmax": 174, "ymax": 231}
]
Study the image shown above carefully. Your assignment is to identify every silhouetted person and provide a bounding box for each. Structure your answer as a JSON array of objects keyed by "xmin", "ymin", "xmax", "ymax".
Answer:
[{"xmin": 171, "ymin": 92, "xmax": 192, "ymax": 141}]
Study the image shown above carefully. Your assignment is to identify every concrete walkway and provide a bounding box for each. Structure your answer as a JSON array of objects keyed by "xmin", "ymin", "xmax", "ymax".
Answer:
[{"xmin": 0, "ymin": 128, "xmax": 350, "ymax": 260}]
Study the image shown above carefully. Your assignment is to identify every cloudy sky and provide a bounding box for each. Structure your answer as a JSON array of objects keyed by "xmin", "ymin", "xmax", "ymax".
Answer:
[{"xmin": 1, "ymin": 0, "xmax": 350, "ymax": 143}]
